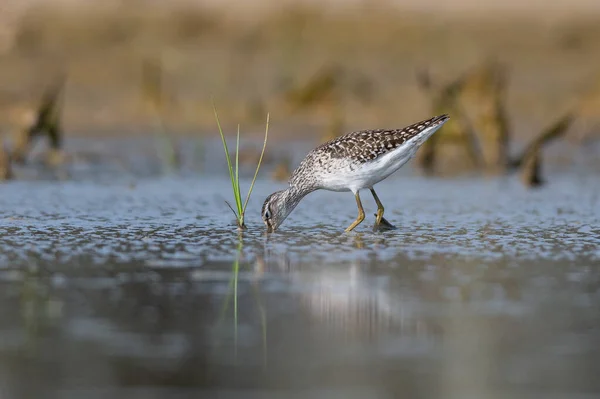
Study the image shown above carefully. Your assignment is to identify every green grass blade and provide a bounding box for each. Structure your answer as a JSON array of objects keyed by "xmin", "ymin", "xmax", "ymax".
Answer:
[
  {"xmin": 242, "ymin": 113, "xmax": 270, "ymax": 214},
  {"xmin": 212, "ymin": 100, "xmax": 242, "ymax": 223},
  {"xmin": 224, "ymin": 201, "xmax": 239, "ymax": 218},
  {"xmin": 233, "ymin": 238, "xmax": 242, "ymax": 359},
  {"xmin": 235, "ymin": 124, "xmax": 243, "ymax": 216},
  {"xmin": 212, "ymin": 101, "xmax": 235, "ymax": 182}
]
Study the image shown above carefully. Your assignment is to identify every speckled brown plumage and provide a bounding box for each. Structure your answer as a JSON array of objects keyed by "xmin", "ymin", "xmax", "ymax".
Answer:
[{"xmin": 316, "ymin": 114, "xmax": 449, "ymax": 162}]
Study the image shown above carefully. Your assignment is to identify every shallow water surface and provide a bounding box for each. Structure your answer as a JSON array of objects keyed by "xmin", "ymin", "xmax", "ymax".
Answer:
[{"xmin": 1, "ymin": 140, "xmax": 600, "ymax": 398}]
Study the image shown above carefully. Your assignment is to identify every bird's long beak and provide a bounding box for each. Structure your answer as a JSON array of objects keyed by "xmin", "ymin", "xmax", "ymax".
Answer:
[{"xmin": 265, "ymin": 221, "xmax": 273, "ymax": 234}]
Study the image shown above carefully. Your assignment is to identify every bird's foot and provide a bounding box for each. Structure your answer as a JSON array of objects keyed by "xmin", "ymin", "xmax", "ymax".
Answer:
[{"xmin": 373, "ymin": 214, "xmax": 397, "ymax": 232}]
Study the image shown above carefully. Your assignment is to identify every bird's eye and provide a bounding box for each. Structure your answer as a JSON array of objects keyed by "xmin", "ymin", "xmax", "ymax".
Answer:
[{"xmin": 264, "ymin": 210, "xmax": 271, "ymax": 220}]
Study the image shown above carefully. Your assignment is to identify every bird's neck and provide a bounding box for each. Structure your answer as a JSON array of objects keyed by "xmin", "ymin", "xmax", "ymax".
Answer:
[{"xmin": 281, "ymin": 184, "xmax": 314, "ymax": 214}]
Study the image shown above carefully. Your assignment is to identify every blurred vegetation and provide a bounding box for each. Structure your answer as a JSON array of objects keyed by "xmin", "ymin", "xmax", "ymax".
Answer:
[
  {"xmin": 0, "ymin": 141, "xmax": 12, "ymax": 180},
  {"xmin": 416, "ymin": 61, "xmax": 576, "ymax": 184},
  {"xmin": 1, "ymin": 3, "xmax": 599, "ymax": 134},
  {"xmin": 10, "ymin": 73, "xmax": 66, "ymax": 165},
  {"xmin": 0, "ymin": 2, "xmax": 599, "ymax": 184}
]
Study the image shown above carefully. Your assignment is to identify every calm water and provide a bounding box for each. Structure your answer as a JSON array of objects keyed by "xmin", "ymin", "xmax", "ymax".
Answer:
[{"xmin": 1, "ymin": 138, "xmax": 600, "ymax": 398}]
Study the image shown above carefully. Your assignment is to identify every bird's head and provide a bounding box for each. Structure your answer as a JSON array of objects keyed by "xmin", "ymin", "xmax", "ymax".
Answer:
[{"xmin": 261, "ymin": 188, "xmax": 302, "ymax": 233}]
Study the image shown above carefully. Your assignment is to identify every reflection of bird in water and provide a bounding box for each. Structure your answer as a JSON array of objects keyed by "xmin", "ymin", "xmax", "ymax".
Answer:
[
  {"xmin": 296, "ymin": 264, "xmax": 436, "ymax": 342},
  {"xmin": 261, "ymin": 114, "xmax": 449, "ymax": 232},
  {"xmin": 254, "ymin": 250, "xmax": 292, "ymax": 275}
]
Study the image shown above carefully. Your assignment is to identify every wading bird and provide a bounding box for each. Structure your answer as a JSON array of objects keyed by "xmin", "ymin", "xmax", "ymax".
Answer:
[{"xmin": 261, "ymin": 114, "xmax": 449, "ymax": 232}]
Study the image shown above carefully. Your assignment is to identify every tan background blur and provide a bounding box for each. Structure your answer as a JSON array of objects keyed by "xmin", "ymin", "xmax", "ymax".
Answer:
[{"xmin": 1, "ymin": 0, "xmax": 600, "ymax": 139}]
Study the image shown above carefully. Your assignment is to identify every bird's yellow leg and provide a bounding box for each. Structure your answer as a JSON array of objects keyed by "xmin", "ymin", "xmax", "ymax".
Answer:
[
  {"xmin": 370, "ymin": 188, "xmax": 385, "ymax": 225},
  {"xmin": 345, "ymin": 192, "xmax": 365, "ymax": 232}
]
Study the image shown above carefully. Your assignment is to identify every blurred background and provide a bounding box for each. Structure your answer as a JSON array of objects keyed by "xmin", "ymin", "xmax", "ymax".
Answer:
[
  {"xmin": 1, "ymin": 1, "xmax": 600, "ymax": 399},
  {"xmin": 1, "ymin": 0, "xmax": 600, "ymax": 175}
]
